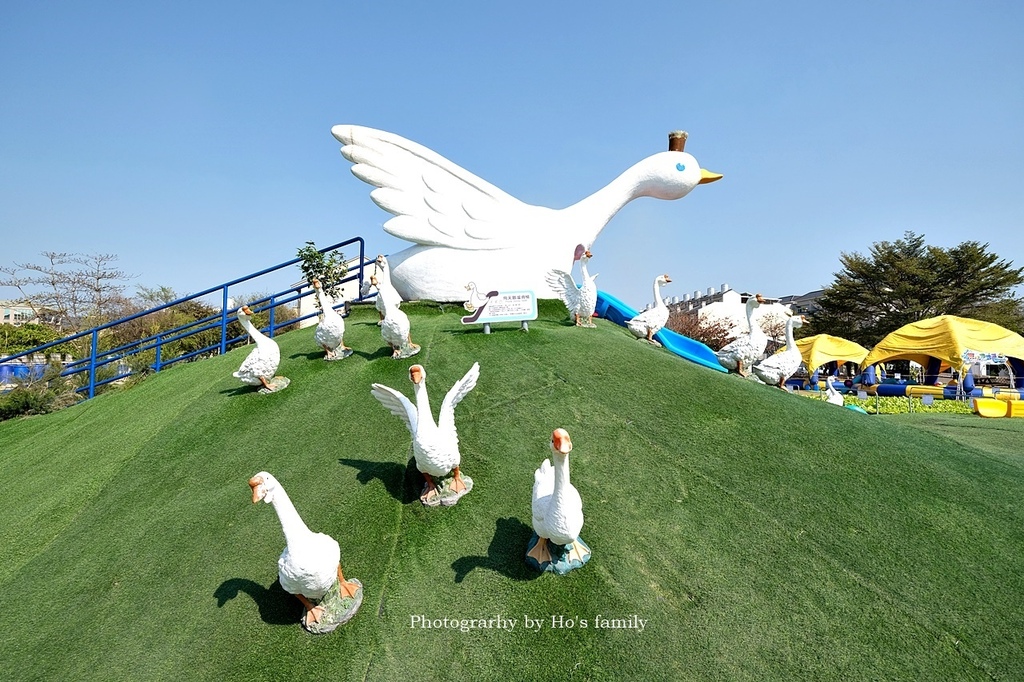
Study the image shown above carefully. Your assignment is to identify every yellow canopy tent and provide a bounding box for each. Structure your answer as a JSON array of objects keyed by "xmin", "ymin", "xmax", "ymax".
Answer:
[
  {"xmin": 861, "ymin": 315, "xmax": 1024, "ymax": 371},
  {"xmin": 794, "ymin": 334, "xmax": 869, "ymax": 372}
]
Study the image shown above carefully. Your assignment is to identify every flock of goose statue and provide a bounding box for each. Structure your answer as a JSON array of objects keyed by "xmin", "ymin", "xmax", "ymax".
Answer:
[{"xmin": 233, "ymin": 123, "xmax": 840, "ymax": 634}]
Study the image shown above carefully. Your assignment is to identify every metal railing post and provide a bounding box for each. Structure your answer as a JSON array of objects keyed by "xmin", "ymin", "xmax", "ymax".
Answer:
[
  {"xmin": 88, "ymin": 330, "xmax": 98, "ymax": 399},
  {"xmin": 221, "ymin": 286, "xmax": 230, "ymax": 355}
]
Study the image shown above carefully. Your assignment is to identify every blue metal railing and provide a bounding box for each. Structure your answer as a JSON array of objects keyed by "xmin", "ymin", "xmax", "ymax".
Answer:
[{"xmin": 0, "ymin": 237, "xmax": 371, "ymax": 399}]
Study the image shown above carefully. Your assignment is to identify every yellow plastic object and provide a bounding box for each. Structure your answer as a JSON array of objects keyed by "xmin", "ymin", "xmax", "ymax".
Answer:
[
  {"xmin": 907, "ymin": 385, "xmax": 946, "ymax": 397},
  {"xmin": 995, "ymin": 392, "xmax": 1019, "ymax": 402},
  {"xmin": 973, "ymin": 397, "xmax": 1009, "ymax": 418},
  {"xmin": 1007, "ymin": 401, "xmax": 1024, "ymax": 418}
]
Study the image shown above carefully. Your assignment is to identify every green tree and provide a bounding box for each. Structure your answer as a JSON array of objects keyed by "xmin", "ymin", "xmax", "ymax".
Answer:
[
  {"xmin": 808, "ymin": 232, "xmax": 1024, "ymax": 346},
  {"xmin": 296, "ymin": 241, "xmax": 347, "ymax": 298}
]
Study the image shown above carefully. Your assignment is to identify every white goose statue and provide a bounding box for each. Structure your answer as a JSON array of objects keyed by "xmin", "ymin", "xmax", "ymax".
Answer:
[
  {"xmin": 824, "ymin": 375, "xmax": 845, "ymax": 406},
  {"xmin": 360, "ymin": 251, "xmax": 399, "ymax": 323},
  {"xmin": 716, "ymin": 293, "xmax": 767, "ymax": 376},
  {"xmin": 546, "ymin": 244, "xmax": 599, "ymax": 327},
  {"xmin": 627, "ymin": 274, "xmax": 673, "ymax": 344},
  {"xmin": 526, "ymin": 428, "xmax": 590, "ymax": 574},
  {"xmin": 752, "ymin": 314, "xmax": 806, "ymax": 388},
  {"xmin": 373, "ymin": 273, "xmax": 419, "ymax": 359},
  {"xmin": 370, "ymin": 362, "xmax": 480, "ymax": 506},
  {"xmin": 233, "ymin": 305, "xmax": 288, "ymax": 392},
  {"xmin": 248, "ymin": 472, "xmax": 362, "ymax": 632},
  {"xmin": 312, "ymin": 279, "xmax": 352, "ymax": 361},
  {"xmin": 332, "ymin": 126, "xmax": 722, "ymax": 302}
]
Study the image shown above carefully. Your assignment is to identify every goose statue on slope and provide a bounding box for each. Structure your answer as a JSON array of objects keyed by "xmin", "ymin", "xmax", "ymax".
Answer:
[
  {"xmin": 546, "ymin": 244, "xmax": 599, "ymax": 327},
  {"xmin": 233, "ymin": 305, "xmax": 289, "ymax": 393},
  {"xmin": 373, "ymin": 273, "xmax": 420, "ymax": 359},
  {"xmin": 752, "ymin": 313, "xmax": 806, "ymax": 388},
  {"xmin": 526, "ymin": 428, "xmax": 591, "ymax": 575},
  {"xmin": 332, "ymin": 126, "xmax": 722, "ymax": 302},
  {"xmin": 370, "ymin": 362, "xmax": 480, "ymax": 506},
  {"xmin": 312, "ymin": 279, "xmax": 353, "ymax": 361},
  {"xmin": 248, "ymin": 472, "xmax": 362, "ymax": 633},
  {"xmin": 359, "ymin": 254, "xmax": 400, "ymax": 326},
  {"xmin": 627, "ymin": 274, "xmax": 673, "ymax": 345},
  {"xmin": 716, "ymin": 293, "xmax": 767, "ymax": 376}
]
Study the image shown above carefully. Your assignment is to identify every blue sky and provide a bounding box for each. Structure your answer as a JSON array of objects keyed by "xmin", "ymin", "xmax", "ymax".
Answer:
[{"xmin": 2, "ymin": 1, "xmax": 1022, "ymax": 310}]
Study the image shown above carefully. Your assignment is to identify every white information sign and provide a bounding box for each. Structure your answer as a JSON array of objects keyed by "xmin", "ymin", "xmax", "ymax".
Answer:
[{"xmin": 461, "ymin": 290, "xmax": 538, "ymax": 332}]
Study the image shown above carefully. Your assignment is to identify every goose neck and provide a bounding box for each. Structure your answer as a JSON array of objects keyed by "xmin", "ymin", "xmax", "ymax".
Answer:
[
  {"xmin": 268, "ymin": 486, "xmax": 312, "ymax": 546},
  {"xmin": 562, "ymin": 164, "xmax": 649, "ymax": 245},
  {"xmin": 652, "ymin": 280, "xmax": 665, "ymax": 307},
  {"xmin": 413, "ymin": 379, "xmax": 434, "ymax": 426}
]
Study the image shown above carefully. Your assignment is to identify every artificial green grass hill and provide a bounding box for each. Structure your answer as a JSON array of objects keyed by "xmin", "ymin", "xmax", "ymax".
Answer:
[{"xmin": 1, "ymin": 300, "xmax": 1022, "ymax": 681}]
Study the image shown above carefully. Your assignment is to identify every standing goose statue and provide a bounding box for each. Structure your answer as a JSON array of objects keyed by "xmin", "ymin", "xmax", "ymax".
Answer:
[
  {"xmin": 359, "ymin": 254, "xmax": 400, "ymax": 326},
  {"xmin": 248, "ymin": 472, "xmax": 363, "ymax": 633},
  {"xmin": 546, "ymin": 244, "xmax": 599, "ymax": 327},
  {"xmin": 526, "ymin": 428, "xmax": 590, "ymax": 575},
  {"xmin": 627, "ymin": 274, "xmax": 673, "ymax": 344},
  {"xmin": 373, "ymin": 273, "xmax": 420, "ymax": 359},
  {"xmin": 233, "ymin": 305, "xmax": 289, "ymax": 393},
  {"xmin": 312, "ymin": 279, "xmax": 352, "ymax": 361},
  {"xmin": 370, "ymin": 362, "xmax": 480, "ymax": 506},
  {"xmin": 332, "ymin": 126, "xmax": 721, "ymax": 302},
  {"xmin": 752, "ymin": 313, "xmax": 806, "ymax": 388},
  {"xmin": 824, "ymin": 375, "xmax": 845, "ymax": 406},
  {"xmin": 716, "ymin": 293, "xmax": 768, "ymax": 376}
]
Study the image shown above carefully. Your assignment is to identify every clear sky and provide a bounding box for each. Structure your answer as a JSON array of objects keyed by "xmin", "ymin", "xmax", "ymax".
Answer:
[{"xmin": 2, "ymin": 1, "xmax": 1022, "ymax": 310}]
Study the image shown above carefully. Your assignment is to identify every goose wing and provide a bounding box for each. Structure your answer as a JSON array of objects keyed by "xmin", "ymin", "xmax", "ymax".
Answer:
[
  {"xmin": 545, "ymin": 270, "xmax": 584, "ymax": 313},
  {"xmin": 370, "ymin": 383, "xmax": 418, "ymax": 434},
  {"xmin": 438, "ymin": 362, "xmax": 480, "ymax": 439},
  {"xmin": 332, "ymin": 125, "xmax": 538, "ymax": 250}
]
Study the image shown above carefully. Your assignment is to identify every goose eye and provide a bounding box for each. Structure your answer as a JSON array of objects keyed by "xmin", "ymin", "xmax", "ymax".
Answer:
[{"xmin": 675, "ymin": 163, "xmax": 686, "ymax": 172}]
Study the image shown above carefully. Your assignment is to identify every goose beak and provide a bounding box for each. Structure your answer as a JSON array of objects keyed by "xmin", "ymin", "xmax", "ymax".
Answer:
[
  {"xmin": 699, "ymin": 168, "xmax": 723, "ymax": 184},
  {"xmin": 410, "ymin": 365, "xmax": 424, "ymax": 384},
  {"xmin": 551, "ymin": 428, "xmax": 573, "ymax": 454},
  {"xmin": 248, "ymin": 476, "xmax": 264, "ymax": 504}
]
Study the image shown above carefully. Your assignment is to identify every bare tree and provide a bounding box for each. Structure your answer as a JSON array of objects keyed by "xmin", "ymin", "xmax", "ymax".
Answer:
[
  {"xmin": 0, "ymin": 252, "xmax": 136, "ymax": 332},
  {"xmin": 667, "ymin": 309, "xmax": 736, "ymax": 351}
]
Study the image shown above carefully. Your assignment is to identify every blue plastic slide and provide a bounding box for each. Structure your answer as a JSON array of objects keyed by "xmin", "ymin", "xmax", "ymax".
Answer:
[{"xmin": 595, "ymin": 290, "xmax": 727, "ymax": 372}]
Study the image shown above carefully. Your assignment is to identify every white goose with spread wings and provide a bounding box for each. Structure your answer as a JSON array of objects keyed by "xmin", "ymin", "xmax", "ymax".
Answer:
[
  {"xmin": 546, "ymin": 245, "xmax": 599, "ymax": 327},
  {"xmin": 331, "ymin": 125, "xmax": 721, "ymax": 301},
  {"xmin": 370, "ymin": 362, "xmax": 480, "ymax": 506}
]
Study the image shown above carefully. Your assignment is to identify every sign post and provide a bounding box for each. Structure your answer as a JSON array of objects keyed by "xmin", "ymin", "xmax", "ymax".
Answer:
[{"xmin": 461, "ymin": 290, "xmax": 538, "ymax": 333}]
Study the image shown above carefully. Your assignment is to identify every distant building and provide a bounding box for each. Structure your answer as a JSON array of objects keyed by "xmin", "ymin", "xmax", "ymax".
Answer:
[{"xmin": 1, "ymin": 301, "xmax": 39, "ymax": 327}]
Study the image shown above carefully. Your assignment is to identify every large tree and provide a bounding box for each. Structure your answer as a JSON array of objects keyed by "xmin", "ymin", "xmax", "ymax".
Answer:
[{"xmin": 807, "ymin": 232, "xmax": 1024, "ymax": 346}]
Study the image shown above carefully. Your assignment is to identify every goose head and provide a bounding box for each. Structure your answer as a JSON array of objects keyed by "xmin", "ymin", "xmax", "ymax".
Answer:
[
  {"xmin": 248, "ymin": 472, "xmax": 278, "ymax": 504},
  {"xmin": 409, "ymin": 364, "xmax": 426, "ymax": 385},
  {"xmin": 237, "ymin": 305, "xmax": 254, "ymax": 319},
  {"xmin": 656, "ymin": 274, "xmax": 672, "ymax": 287},
  {"xmin": 376, "ymin": 254, "xmax": 389, "ymax": 269},
  {"xmin": 792, "ymin": 315, "xmax": 806, "ymax": 330},
  {"xmin": 747, "ymin": 293, "xmax": 765, "ymax": 310},
  {"xmin": 551, "ymin": 428, "xmax": 573, "ymax": 459},
  {"xmin": 370, "ymin": 275, "xmax": 379, "ymax": 287},
  {"xmin": 634, "ymin": 150, "xmax": 723, "ymax": 201},
  {"xmin": 311, "ymin": 278, "xmax": 322, "ymax": 291},
  {"xmin": 572, "ymin": 244, "xmax": 594, "ymax": 263}
]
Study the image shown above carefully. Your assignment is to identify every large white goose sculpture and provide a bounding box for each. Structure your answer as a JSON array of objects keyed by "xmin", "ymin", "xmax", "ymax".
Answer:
[
  {"xmin": 331, "ymin": 126, "xmax": 722, "ymax": 302},
  {"xmin": 716, "ymin": 293, "xmax": 767, "ymax": 376},
  {"xmin": 526, "ymin": 428, "xmax": 590, "ymax": 574},
  {"xmin": 312, "ymin": 279, "xmax": 352, "ymax": 361},
  {"xmin": 752, "ymin": 314, "xmax": 806, "ymax": 388},
  {"xmin": 546, "ymin": 245, "xmax": 599, "ymax": 327},
  {"xmin": 248, "ymin": 472, "xmax": 362, "ymax": 632},
  {"xmin": 233, "ymin": 305, "xmax": 289, "ymax": 392},
  {"xmin": 627, "ymin": 274, "xmax": 673, "ymax": 344},
  {"xmin": 370, "ymin": 362, "xmax": 480, "ymax": 506}
]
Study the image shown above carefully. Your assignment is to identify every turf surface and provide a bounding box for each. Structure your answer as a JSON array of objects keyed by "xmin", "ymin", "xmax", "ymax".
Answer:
[{"xmin": 1, "ymin": 301, "xmax": 1022, "ymax": 680}]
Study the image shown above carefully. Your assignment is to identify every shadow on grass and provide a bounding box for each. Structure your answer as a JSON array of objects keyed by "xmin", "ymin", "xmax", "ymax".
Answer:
[
  {"xmin": 214, "ymin": 577, "xmax": 302, "ymax": 625},
  {"xmin": 289, "ymin": 350, "xmax": 325, "ymax": 361},
  {"xmin": 219, "ymin": 385, "xmax": 258, "ymax": 397},
  {"xmin": 339, "ymin": 457, "xmax": 421, "ymax": 504},
  {"xmin": 452, "ymin": 517, "xmax": 541, "ymax": 583}
]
